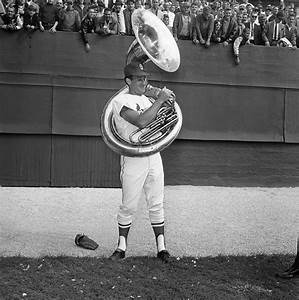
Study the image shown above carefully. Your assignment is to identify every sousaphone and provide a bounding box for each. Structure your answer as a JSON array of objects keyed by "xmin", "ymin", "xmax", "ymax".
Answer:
[{"xmin": 101, "ymin": 8, "xmax": 182, "ymax": 157}]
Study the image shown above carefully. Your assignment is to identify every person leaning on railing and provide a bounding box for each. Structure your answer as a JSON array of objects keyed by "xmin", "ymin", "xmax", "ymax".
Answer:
[
  {"xmin": 80, "ymin": 5, "xmax": 96, "ymax": 52},
  {"xmin": 0, "ymin": 4, "xmax": 23, "ymax": 30},
  {"xmin": 39, "ymin": 0, "xmax": 59, "ymax": 32}
]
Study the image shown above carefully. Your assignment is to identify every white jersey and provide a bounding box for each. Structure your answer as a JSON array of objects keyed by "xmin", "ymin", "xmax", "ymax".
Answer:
[{"xmin": 113, "ymin": 93, "xmax": 152, "ymax": 141}]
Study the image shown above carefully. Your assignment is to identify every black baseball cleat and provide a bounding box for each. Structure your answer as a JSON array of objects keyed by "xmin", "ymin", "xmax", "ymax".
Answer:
[
  {"xmin": 157, "ymin": 250, "xmax": 170, "ymax": 263},
  {"xmin": 109, "ymin": 248, "xmax": 126, "ymax": 261},
  {"xmin": 277, "ymin": 263, "xmax": 299, "ymax": 279}
]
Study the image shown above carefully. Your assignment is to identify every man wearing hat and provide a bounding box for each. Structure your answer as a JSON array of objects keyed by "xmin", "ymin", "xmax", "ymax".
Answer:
[{"xmin": 110, "ymin": 62, "xmax": 175, "ymax": 263}]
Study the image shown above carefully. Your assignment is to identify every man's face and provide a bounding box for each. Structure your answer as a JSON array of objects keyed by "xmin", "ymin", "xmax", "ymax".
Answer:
[
  {"xmin": 7, "ymin": 7, "xmax": 15, "ymax": 17},
  {"xmin": 289, "ymin": 16, "xmax": 295, "ymax": 26},
  {"xmin": 129, "ymin": 76, "xmax": 148, "ymax": 95},
  {"xmin": 115, "ymin": 4, "xmax": 122, "ymax": 12},
  {"xmin": 273, "ymin": 7, "xmax": 278, "ymax": 14},
  {"xmin": 250, "ymin": 13, "xmax": 257, "ymax": 22},
  {"xmin": 56, "ymin": 0, "xmax": 63, "ymax": 7},
  {"xmin": 48, "ymin": 0, "xmax": 54, "ymax": 4},
  {"xmin": 224, "ymin": 9, "xmax": 232, "ymax": 19},
  {"xmin": 28, "ymin": 9, "xmax": 35, "ymax": 15},
  {"xmin": 202, "ymin": 7, "xmax": 210, "ymax": 18},
  {"xmin": 104, "ymin": 10, "xmax": 112, "ymax": 20},
  {"xmin": 128, "ymin": 1, "xmax": 135, "ymax": 10},
  {"xmin": 242, "ymin": 12, "xmax": 248, "ymax": 22},
  {"xmin": 181, "ymin": 4, "xmax": 190, "ymax": 14}
]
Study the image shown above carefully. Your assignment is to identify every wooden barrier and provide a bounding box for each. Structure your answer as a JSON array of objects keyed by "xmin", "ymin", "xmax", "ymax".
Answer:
[{"xmin": 1, "ymin": 31, "xmax": 299, "ymax": 187}]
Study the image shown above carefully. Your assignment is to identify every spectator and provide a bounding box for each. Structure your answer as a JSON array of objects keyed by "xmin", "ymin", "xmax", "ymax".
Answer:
[
  {"xmin": 80, "ymin": 6, "xmax": 96, "ymax": 51},
  {"xmin": 233, "ymin": 26, "xmax": 250, "ymax": 65},
  {"xmin": 58, "ymin": 0, "xmax": 81, "ymax": 31},
  {"xmin": 235, "ymin": 12, "xmax": 245, "ymax": 39},
  {"xmin": 15, "ymin": 0, "xmax": 26, "ymax": 18},
  {"xmin": 265, "ymin": 5, "xmax": 272, "ymax": 21},
  {"xmin": 215, "ymin": 7, "xmax": 224, "ymax": 21},
  {"xmin": 25, "ymin": 0, "xmax": 40, "ymax": 14},
  {"xmin": 162, "ymin": 13, "xmax": 172, "ymax": 31},
  {"xmin": 219, "ymin": 7, "xmax": 237, "ymax": 46},
  {"xmin": 211, "ymin": 18, "xmax": 221, "ymax": 43},
  {"xmin": 283, "ymin": 14, "xmax": 297, "ymax": 48},
  {"xmin": 95, "ymin": 7, "xmax": 117, "ymax": 35},
  {"xmin": 123, "ymin": 0, "xmax": 134, "ymax": 36},
  {"xmin": 172, "ymin": 1, "xmax": 193, "ymax": 41},
  {"xmin": 73, "ymin": 0, "xmax": 88, "ymax": 20},
  {"xmin": 149, "ymin": 0, "xmax": 163, "ymax": 20},
  {"xmin": 192, "ymin": 5, "xmax": 214, "ymax": 48},
  {"xmin": 39, "ymin": 0, "xmax": 59, "ymax": 32},
  {"xmin": 135, "ymin": 0, "xmax": 143, "ymax": 9},
  {"xmin": 95, "ymin": 0, "xmax": 105, "ymax": 17},
  {"xmin": 244, "ymin": 10, "xmax": 258, "ymax": 44},
  {"xmin": 162, "ymin": 1, "xmax": 175, "ymax": 31},
  {"xmin": 263, "ymin": 10, "xmax": 285, "ymax": 46},
  {"xmin": 190, "ymin": 2, "xmax": 198, "ymax": 18},
  {"xmin": 241, "ymin": 11, "xmax": 248, "ymax": 24},
  {"xmin": 268, "ymin": 6, "xmax": 279, "ymax": 22},
  {"xmin": 23, "ymin": 3, "xmax": 40, "ymax": 30},
  {"xmin": 253, "ymin": 13, "xmax": 267, "ymax": 45},
  {"xmin": 144, "ymin": 1, "xmax": 151, "ymax": 10},
  {"xmin": 112, "ymin": 0, "xmax": 125, "ymax": 35},
  {"xmin": 0, "ymin": 5, "xmax": 23, "ymax": 30}
]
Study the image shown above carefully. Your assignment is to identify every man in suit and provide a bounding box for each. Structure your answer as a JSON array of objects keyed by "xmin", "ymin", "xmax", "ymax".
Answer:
[
  {"xmin": 172, "ymin": 1, "xmax": 193, "ymax": 41},
  {"xmin": 95, "ymin": 7, "xmax": 117, "ymax": 35},
  {"xmin": 263, "ymin": 10, "xmax": 285, "ymax": 46},
  {"xmin": 123, "ymin": 0, "xmax": 134, "ymax": 36}
]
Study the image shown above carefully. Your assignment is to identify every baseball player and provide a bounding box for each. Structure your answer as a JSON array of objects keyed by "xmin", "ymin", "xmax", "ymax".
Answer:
[{"xmin": 109, "ymin": 62, "xmax": 175, "ymax": 262}]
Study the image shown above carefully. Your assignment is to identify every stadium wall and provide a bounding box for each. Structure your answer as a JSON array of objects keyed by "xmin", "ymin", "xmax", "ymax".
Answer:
[{"xmin": 1, "ymin": 31, "xmax": 299, "ymax": 187}]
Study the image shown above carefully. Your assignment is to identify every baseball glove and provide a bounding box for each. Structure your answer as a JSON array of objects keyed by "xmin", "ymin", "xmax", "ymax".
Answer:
[{"xmin": 75, "ymin": 234, "xmax": 99, "ymax": 250}]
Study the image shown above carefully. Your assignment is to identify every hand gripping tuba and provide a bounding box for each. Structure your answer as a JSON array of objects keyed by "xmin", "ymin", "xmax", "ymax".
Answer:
[{"xmin": 100, "ymin": 8, "xmax": 182, "ymax": 157}]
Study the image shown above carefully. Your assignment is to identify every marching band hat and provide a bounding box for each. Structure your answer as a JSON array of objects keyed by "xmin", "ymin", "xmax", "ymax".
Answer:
[{"xmin": 124, "ymin": 62, "xmax": 149, "ymax": 78}]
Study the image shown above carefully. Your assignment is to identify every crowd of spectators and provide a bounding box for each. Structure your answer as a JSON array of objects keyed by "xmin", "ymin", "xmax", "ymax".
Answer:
[{"xmin": 0, "ymin": 0, "xmax": 298, "ymax": 61}]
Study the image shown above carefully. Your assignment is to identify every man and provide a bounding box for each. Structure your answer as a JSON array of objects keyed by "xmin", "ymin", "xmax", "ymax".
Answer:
[
  {"xmin": 192, "ymin": 5, "xmax": 214, "ymax": 48},
  {"xmin": 110, "ymin": 62, "xmax": 175, "ymax": 263},
  {"xmin": 219, "ymin": 7, "xmax": 237, "ymax": 46},
  {"xmin": 149, "ymin": 0, "xmax": 164, "ymax": 20},
  {"xmin": 277, "ymin": 238, "xmax": 299, "ymax": 279},
  {"xmin": 95, "ymin": 7, "xmax": 117, "ymax": 35},
  {"xmin": 0, "ymin": 4, "xmax": 23, "ymax": 30},
  {"xmin": 172, "ymin": 1, "xmax": 193, "ymax": 41},
  {"xmin": 73, "ymin": 0, "xmax": 88, "ymax": 20},
  {"xmin": 244, "ymin": 10, "xmax": 258, "ymax": 43},
  {"xmin": 58, "ymin": 0, "xmax": 81, "ymax": 31},
  {"xmin": 111, "ymin": 0, "xmax": 125, "ymax": 35},
  {"xmin": 263, "ymin": 10, "xmax": 285, "ymax": 46},
  {"xmin": 39, "ymin": 0, "xmax": 59, "ymax": 32},
  {"xmin": 252, "ymin": 13, "xmax": 267, "ymax": 45},
  {"xmin": 284, "ymin": 14, "xmax": 297, "ymax": 48},
  {"xmin": 80, "ymin": 6, "xmax": 96, "ymax": 51},
  {"xmin": 23, "ymin": 4, "xmax": 40, "ymax": 31},
  {"xmin": 162, "ymin": 1, "xmax": 175, "ymax": 31},
  {"xmin": 123, "ymin": 0, "xmax": 134, "ymax": 36}
]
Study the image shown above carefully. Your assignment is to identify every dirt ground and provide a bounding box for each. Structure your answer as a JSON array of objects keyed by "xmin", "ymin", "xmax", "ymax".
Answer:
[{"xmin": 0, "ymin": 186, "xmax": 298, "ymax": 258}]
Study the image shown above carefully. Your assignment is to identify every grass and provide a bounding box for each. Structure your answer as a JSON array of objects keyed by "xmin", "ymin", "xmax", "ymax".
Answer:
[{"xmin": 0, "ymin": 255, "xmax": 298, "ymax": 300}]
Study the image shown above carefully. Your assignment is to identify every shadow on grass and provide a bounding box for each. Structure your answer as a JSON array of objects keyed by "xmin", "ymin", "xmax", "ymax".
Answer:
[{"xmin": 0, "ymin": 255, "xmax": 298, "ymax": 299}]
